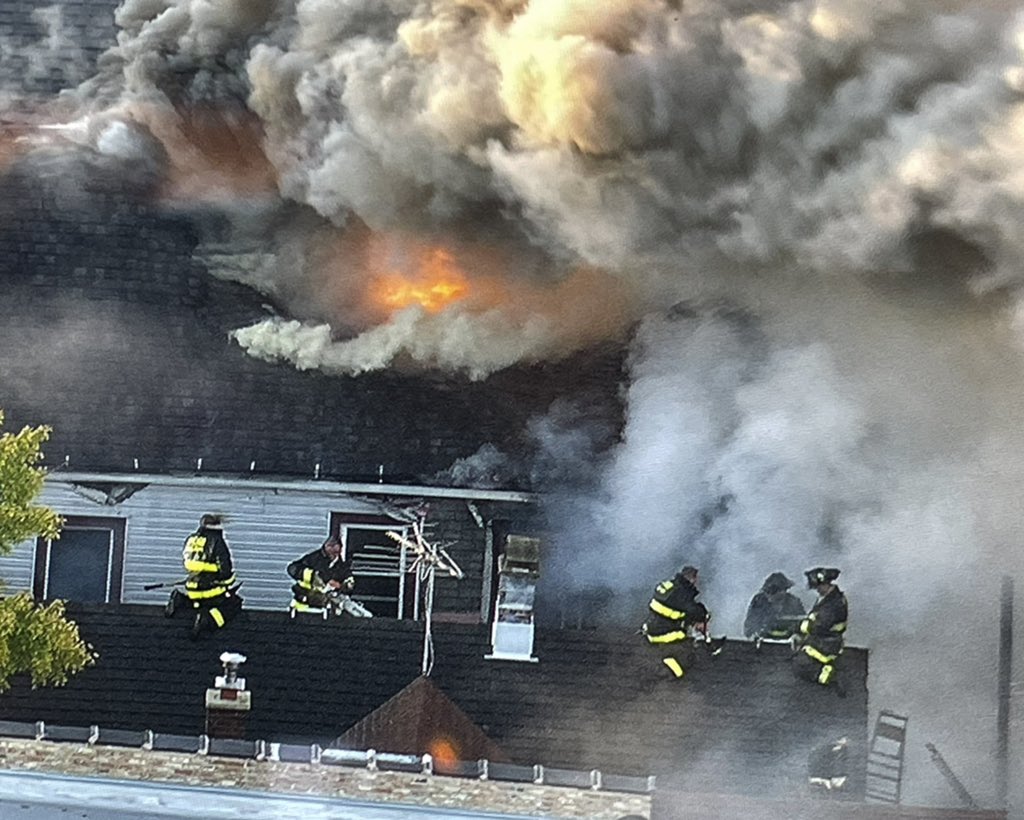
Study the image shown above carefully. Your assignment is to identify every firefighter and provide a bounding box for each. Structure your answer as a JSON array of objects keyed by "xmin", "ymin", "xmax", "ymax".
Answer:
[
  {"xmin": 792, "ymin": 567, "xmax": 847, "ymax": 692},
  {"xmin": 744, "ymin": 571, "xmax": 806, "ymax": 642},
  {"xmin": 287, "ymin": 534, "xmax": 354, "ymax": 614},
  {"xmin": 807, "ymin": 736, "xmax": 850, "ymax": 796},
  {"xmin": 642, "ymin": 564, "xmax": 711, "ymax": 681},
  {"xmin": 165, "ymin": 514, "xmax": 242, "ymax": 639}
]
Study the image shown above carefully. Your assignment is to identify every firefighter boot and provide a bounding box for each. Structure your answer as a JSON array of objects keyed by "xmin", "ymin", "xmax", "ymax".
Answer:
[
  {"xmin": 164, "ymin": 589, "xmax": 186, "ymax": 618},
  {"xmin": 189, "ymin": 610, "xmax": 204, "ymax": 641}
]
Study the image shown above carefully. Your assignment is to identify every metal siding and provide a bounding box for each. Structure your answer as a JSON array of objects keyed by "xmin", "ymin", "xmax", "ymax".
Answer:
[
  {"xmin": 0, "ymin": 537, "xmax": 35, "ymax": 591},
  {"xmin": 0, "ymin": 484, "xmax": 103, "ymax": 593},
  {"xmin": 0, "ymin": 481, "xmax": 501, "ymax": 617},
  {"xmin": 11, "ymin": 483, "xmax": 385, "ymax": 612}
]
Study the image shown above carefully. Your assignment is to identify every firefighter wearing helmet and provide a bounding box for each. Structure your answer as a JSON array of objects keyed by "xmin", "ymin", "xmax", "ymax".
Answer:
[
  {"xmin": 165, "ymin": 513, "xmax": 243, "ymax": 639},
  {"xmin": 287, "ymin": 533, "xmax": 355, "ymax": 614},
  {"xmin": 642, "ymin": 564, "xmax": 713, "ymax": 680},
  {"xmin": 743, "ymin": 571, "xmax": 806, "ymax": 642},
  {"xmin": 792, "ymin": 567, "xmax": 848, "ymax": 693}
]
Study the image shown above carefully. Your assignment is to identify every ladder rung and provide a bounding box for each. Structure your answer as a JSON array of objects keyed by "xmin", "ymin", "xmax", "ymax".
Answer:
[
  {"xmin": 872, "ymin": 742, "xmax": 904, "ymax": 753},
  {"xmin": 879, "ymin": 711, "xmax": 909, "ymax": 724},
  {"xmin": 875, "ymin": 725, "xmax": 906, "ymax": 742},
  {"xmin": 870, "ymin": 751, "xmax": 903, "ymax": 760}
]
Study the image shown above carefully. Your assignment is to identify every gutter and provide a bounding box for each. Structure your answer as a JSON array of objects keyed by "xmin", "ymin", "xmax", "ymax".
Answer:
[{"xmin": 47, "ymin": 471, "xmax": 537, "ymax": 504}]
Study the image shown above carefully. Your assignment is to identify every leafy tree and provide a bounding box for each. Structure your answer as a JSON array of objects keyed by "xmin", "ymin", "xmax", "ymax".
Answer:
[{"xmin": 0, "ymin": 411, "xmax": 95, "ymax": 690}]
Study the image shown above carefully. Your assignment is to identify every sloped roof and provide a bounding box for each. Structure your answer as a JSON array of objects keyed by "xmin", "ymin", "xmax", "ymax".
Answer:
[
  {"xmin": 0, "ymin": 0, "xmax": 116, "ymax": 103},
  {"xmin": 0, "ymin": 605, "xmax": 869, "ymax": 800},
  {"xmin": 338, "ymin": 675, "xmax": 511, "ymax": 766},
  {"xmin": 0, "ymin": 159, "xmax": 625, "ymax": 486}
]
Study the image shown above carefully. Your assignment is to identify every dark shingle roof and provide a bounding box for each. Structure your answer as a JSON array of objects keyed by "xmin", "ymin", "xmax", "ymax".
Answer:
[
  {"xmin": 0, "ymin": 605, "xmax": 869, "ymax": 799},
  {"xmin": 0, "ymin": 0, "xmax": 116, "ymax": 101},
  {"xmin": 0, "ymin": 159, "xmax": 625, "ymax": 486}
]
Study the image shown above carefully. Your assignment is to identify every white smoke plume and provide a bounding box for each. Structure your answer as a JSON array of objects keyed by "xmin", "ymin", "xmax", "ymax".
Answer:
[{"xmin": 10, "ymin": 0, "xmax": 1024, "ymax": 810}]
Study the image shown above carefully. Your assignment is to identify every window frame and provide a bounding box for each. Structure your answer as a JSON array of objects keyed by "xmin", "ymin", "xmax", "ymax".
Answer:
[
  {"xmin": 33, "ymin": 515, "xmax": 126, "ymax": 604},
  {"xmin": 329, "ymin": 512, "xmax": 415, "ymax": 619}
]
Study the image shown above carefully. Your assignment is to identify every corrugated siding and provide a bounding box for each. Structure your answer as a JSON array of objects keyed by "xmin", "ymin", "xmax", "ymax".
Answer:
[
  {"xmin": 0, "ymin": 483, "xmax": 385, "ymax": 611},
  {"xmin": 0, "ymin": 481, "xmax": 500, "ymax": 616},
  {"xmin": 0, "ymin": 537, "xmax": 36, "ymax": 592}
]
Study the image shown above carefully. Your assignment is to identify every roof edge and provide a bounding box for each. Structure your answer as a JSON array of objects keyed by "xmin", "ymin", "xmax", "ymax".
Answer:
[{"xmin": 46, "ymin": 471, "xmax": 537, "ymax": 503}]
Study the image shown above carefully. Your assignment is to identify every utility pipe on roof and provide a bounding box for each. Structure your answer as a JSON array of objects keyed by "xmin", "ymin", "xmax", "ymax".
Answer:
[{"xmin": 46, "ymin": 471, "xmax": 537, "ymax": 504}]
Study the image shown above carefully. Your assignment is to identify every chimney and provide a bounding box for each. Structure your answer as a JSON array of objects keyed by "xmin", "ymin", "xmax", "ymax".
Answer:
[
  {"xmin": 205, "ymin": 651, "xmax": 251, "ymax": 739},
  {"xmin": 486, "ymin": 535, "xmax": 540, "ymax": 663}
]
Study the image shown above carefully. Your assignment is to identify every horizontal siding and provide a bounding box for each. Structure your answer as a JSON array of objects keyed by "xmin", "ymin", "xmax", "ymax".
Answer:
[
  {"xmin": 0, "ymin": 537, "xmax": 35, "ymax": 591},
  {"xmin": 0, "ymin": 480, "xmax": 512, "ymax": 619}
]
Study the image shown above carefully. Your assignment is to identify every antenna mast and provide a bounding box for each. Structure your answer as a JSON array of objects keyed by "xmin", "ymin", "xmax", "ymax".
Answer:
[{"xmin": 387, "ymin": 508, "xmax": 464, "ymax": 675}]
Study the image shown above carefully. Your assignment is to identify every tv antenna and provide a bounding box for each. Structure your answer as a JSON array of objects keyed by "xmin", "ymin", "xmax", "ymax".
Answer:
[{"xmin": 386, "ymin": 508, "xmax": 463, "ymax": 675}]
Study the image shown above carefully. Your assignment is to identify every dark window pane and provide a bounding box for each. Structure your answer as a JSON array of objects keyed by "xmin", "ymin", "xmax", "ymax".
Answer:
[
  {"xmin": 347, "ymin": 527, "xmax": 407, "ymax": 618},
  {"xmin": 47, "ymin": 528, "xmax": 111, "ymax": 603}
]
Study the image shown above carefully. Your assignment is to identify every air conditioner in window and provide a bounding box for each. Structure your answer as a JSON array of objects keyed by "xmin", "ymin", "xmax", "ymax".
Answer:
[{"xmin": 486, "ymin": 535, "xmax": 540, "ymax": 663}]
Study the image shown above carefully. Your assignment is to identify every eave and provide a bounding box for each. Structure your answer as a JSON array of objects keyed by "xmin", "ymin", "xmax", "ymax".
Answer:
[{"xmin": 46, "ymin": 471, "xmax": 538, "ymax": 504}]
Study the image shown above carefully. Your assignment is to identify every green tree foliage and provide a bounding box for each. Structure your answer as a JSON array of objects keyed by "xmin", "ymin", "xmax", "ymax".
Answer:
[{"xmin": 0, "ymin": 411, "xmax": 95, "ymax": 690}]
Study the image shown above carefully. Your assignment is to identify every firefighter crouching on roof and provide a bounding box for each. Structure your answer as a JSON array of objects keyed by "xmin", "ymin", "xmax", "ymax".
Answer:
[
  {"xmin": 165, "ymin": 513, "xmax": 242, "ymax": 639},
  {"xmin": 643, "ymin": 564, "xmax": 710, "ymax": 681},
  {"xmin": 792, "ymin": 567, "xmax": 847, "ymax": 692},
  {"xmin": 287, "ymin": 534, "xmax": 354, "ymax": 614},
  {"xmin": 744, "ymin": 571, "xmax": 806, "ymax": 644}
]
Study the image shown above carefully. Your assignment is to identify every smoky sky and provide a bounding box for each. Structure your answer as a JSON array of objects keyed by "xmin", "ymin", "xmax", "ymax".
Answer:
[{"xmin": 8, "ymin": 0, "xmax": 1024, "ymax": 810}]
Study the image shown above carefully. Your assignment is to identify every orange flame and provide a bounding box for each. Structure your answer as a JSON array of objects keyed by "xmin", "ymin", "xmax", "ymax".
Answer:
[
  {"xmin": 372, "ymin": 247, "xmax": 469, "ymax": 313},
  {"xmin": 427, "ymin": 736, "xmax": 460, "ymax": 773}
]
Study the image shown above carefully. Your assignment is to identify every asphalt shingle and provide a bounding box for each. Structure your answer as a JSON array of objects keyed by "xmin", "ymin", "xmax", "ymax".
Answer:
[{"xmin": 0, "ymin": 605, "xmax": 869, "ymax": 801}]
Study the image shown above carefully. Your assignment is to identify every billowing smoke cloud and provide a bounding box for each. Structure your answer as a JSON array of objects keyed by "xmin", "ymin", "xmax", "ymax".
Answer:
[
  {"xmin": 29, "ymin": 0, "xmax": 1024, "ymax": 376},
  {"xmin": 9, "ymin": 0, "xmax": 1024, "ymax": 809}
]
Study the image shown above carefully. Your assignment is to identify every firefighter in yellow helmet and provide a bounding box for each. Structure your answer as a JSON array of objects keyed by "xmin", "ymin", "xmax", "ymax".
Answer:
[
  {"xmin": 165, "ymin": 514, "xmax": 242, "ymax": 639},
  {"xmin": 792, "ymin": 567, "xmax": 847, "ymax": 693}
]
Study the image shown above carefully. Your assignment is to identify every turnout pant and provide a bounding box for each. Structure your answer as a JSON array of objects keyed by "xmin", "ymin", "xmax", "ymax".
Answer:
[
  {"xmin": 792, "ymin": 644, "xmax": 841, "ymax": 686},
  {"xmin": 647, "ymin": 634, "xmax": 696, "ymax": 680},
  {"xmin": 166, "ymin": 588, "xmax": 242, "ymax": 636}
]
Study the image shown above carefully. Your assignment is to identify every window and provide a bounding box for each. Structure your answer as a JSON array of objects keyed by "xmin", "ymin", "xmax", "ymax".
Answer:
[
  {"xmin": 34, "ymin": 516, "xmax": 125, "ymax": 603},
  {"xmin": 330, "ymin": 513, "xmax": 417, "ymax": 619}
]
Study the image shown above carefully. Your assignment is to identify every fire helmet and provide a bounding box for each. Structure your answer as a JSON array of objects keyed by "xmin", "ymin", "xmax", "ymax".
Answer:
[
  {"xmin": 805, "ymin": 567, "xmax": 840, "ymax": 588},
  {"xmin": 763, "ymin": 572, "xmax": 795, "ymax": 593}
]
